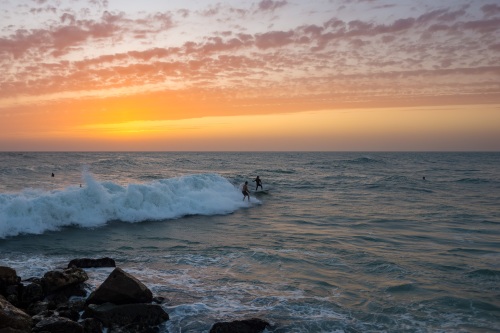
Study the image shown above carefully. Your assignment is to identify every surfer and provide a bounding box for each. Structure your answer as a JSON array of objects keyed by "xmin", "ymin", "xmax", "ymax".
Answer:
[
  {"xmin": 242, "ymin": 181, "xmax": 250, "ymax": 201},
  {"xmin": 253, "ymin": 176, "xmax": 263, "ymax": 191}
]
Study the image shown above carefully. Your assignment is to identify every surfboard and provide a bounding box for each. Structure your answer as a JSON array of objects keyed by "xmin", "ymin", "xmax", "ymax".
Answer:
[{"xmin": 254, "ymin": 189, "xmax": 269, "ymax": 195}]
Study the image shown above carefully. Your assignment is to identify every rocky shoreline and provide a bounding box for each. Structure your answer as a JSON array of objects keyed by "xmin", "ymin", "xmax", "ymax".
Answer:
[{"xmin": 0, "ymin": 258, "xmax": 271, "ymax": 333}]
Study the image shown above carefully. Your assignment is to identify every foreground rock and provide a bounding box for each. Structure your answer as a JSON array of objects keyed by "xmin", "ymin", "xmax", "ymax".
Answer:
[
  {"xmin": 0, "ymin": 261, "xmax": 168, "ymax": 332},
  {"xmin": 86, "ymin": 267, "xmax": 153, "ymax": 305},
  {"xmin": 41, "ymin": 267, "xmax": 89, "ymax": 295},
  {"xmin": 0, "ymin": 294, "xmax": 32, "ymax": 333},
  {"xmin": 0, "ymin": 266, "xmax": 20, "ymax": 286},
  {"xmin": 209, "ymin": 318, "xmax": 271, "ymax": 333},
  {"xmin": 0, "ymin": 261, "xmax": 272, "ymax": 332},
  {"xmin": 68, "ymin": 258, "xmax": 116, "ymax": 269},
  {"xmin": 83, "ymin": 302, "xmax": 169, "ymax": 327},
  {"xmin": 32, "ymin": 316, "xmax": 84, "ymax": 333}
]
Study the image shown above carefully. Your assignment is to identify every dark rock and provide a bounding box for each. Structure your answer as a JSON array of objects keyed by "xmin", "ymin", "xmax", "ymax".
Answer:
[
  {"xmin": 55, "ymin": 304, "xmax": 80, "ymax": 321},
  {"xmin": 68, "ymin": 258, "xmax": 116, "ymax": 269},
  {"xmin": 32, "ymin": 316, "xmax": 84, "ymax": 333},
  {"xmin": 27, "ymin": 301, "xmax": 53, "ymax": 316},
  {"xmin": 0, "ymin": 295, "xmax": 32, "ymax": 333},
  {"xmin": 67, "ymin": 299, "xmax": 86, "ymax": 313},
  {"xmin": 23, "ymin": 277, "xmax": 42, "ymax": 284},
  {"xmin": 44, "ymin": 282, "xmax": 88, "ymax": 307},
  {"xmin": 86, "ymin": 268, "xmax": 152, "ymax": 305},
  {"xmin": 41, "ymin": 267, "xmax": 88, "ymax": 295},
  {"xmin": 0, "ymin": 266, "xmax": 20, "ymax": 286},
  {"xmin": 209, "ymin": 318, "xmax": 270, "ymax": 333},
  {"xmin": 4, "ymin": 284, "xmax": 20, "ymax": 306},
  {"xmin": 152, "ymin": 296, "xmax": 165, "ymax": 304},
  {"xmin": 0, "ymin": 328, "xmax": 33, "ymax": 333},
  {"xmin": 81, "ymin": 318, "xmax": 103, "ymax": 333},
  {"xmin": 31, "ymin": 310, "xmax": 55, "ymax": 325},
  {"xmin": 83, "ymin": 302, "xmax": 169, "ymax": 327},
  {"xmin": 108, "ymin": 324, "xmax": 160, "ymax": 333},
  {"xmin": 0, "ymin": 267, "xmax": 21, "ymax": 305},
  {"xmin": 19, "ymin": 281, "xmax": 44, "ymax": 307}
]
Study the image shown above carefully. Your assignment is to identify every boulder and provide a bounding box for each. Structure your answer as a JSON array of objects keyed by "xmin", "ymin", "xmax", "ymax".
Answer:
[
  {"xmin": 68, "ymin": 258, "xmax": 116, "ymax": 269},
  {"xmin": 55, "ymin": 304, "xmax": 80, "ymax": 322},
  {"xmin": 0, "ymin": 267, "xmax": 21, "ymax": 302},
  {"xmin": 81, "ymin": 318, "xmax": 103, "ymax": 333},
  {"xmin": 4, "ymin": 284, "xmax": 20, "ymax": 306},
  {"xmin": 31, "ymin": 309, "xmax": 54, "ymax": 325},
  {"xmin": 83, "ymin": 302, "xmax": 169, "ymax": 327},
  {"xmin": 0, "ymin": 266, "xmax": 20, "ymax": 286},
  {"xmin": 0, "ymin": 295, "xmax": 32, "ymax": 333},
  {"xmin": 209, "ymin": 318, "xmax": 270, "ymax": 333},
  {"xmin": 27, "ymin": 301, "xmax": 55, "ymax": 316},
  {"xmin": 19, "ymin": 282, "xmax": 44, "ymax": 308},
  {"xmin": 86, "ymin": 268, "xmax": 152, "ymax": 305},
  {"xmin": 41, "ymin": 267, "xmax": 88, "ymax": 295},
  {"xmin": 107, "ymin": 324, "xmax": 160, "ymax": 333},
  {"xmin": 32, "ymin": 316, "xmax": 84, "ymax": 333}
]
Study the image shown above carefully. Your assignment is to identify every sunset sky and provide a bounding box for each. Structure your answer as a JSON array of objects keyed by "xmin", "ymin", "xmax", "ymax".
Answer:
[{"xmin": 0, "ymin": 0, "xmax": 499, "ymax": 151}]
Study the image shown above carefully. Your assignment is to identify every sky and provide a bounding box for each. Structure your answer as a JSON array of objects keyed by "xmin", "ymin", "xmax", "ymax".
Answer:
[{"xmin": 0, "ymin": 0, "xmax": 499, "ymax": 151}]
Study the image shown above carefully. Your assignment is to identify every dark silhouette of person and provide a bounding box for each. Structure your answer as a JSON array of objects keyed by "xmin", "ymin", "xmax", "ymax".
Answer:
[
  {"xmin": 253, "ymin": 176, "xmax": 263, "ymax": 191},
  {"xmin": 242, "ymin": 181, "xmax": 250, "ymax": 201},
  {"xmin": 51, "ymin": 173, "xmax": 54, "ymax": 177}
]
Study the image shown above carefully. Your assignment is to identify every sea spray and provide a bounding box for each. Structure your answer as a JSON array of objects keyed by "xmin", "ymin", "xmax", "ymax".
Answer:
[{"xmin": 0, "ymin": 172, "xmax": 257, "ymax": 239}]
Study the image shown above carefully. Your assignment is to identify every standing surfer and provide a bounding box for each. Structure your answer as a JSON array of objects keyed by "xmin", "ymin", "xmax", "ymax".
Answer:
[
  {"xmin": 253, "ymin": 176, "xmax": 263, "ymax": 191},
  {"xmin": 242, "ymin": 181, "xmax": 250, "ymax": 201}
]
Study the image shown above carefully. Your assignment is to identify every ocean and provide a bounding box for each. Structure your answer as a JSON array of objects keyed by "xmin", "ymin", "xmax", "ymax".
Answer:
[{"xmin": 0, "ymin": 152, "xmax": 499, "ymax": 332}]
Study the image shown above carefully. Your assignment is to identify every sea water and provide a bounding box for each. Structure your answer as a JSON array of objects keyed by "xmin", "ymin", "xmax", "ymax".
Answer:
[{"xmin": 0, "ymin": 152, "xmax": 499, "ymax": 332}]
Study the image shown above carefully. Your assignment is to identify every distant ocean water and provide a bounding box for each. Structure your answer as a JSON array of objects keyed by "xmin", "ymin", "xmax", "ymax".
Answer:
[{"xmin": 0, "ymin": 152, "xmax": 499, "ymax": 333}]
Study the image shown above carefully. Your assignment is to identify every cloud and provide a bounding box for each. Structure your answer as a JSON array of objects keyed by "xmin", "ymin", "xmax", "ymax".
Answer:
[
  {"xmin": 482, "ymin": 4, "xmax": 500, "ymax": 17},
  {"xmin": 255, "ymin": 30, "xmax": 294, "ymax": 49},
  {"xmin": 1, "ymin": 1, "xmax": 499, "ymax": 113},
  {"xmin": 257, "ymin": 0, "xmax": 288, "ymax": 12}
]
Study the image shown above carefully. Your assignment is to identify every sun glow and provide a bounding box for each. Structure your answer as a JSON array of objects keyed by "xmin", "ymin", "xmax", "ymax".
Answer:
[{"xmin": 45, "ymin": 104, "xmax": 497, "ymax": 151}]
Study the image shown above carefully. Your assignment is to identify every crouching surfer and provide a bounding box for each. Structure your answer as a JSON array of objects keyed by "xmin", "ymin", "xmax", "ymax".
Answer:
[{"xmin": 242, "ymin": 181, "xmax": 250, "ymax": 201}]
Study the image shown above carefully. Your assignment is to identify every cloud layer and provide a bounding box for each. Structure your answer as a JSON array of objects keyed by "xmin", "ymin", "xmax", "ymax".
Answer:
[{"xmin": 0, "ymin": 0, "xmax": 499, "ymax": 116}]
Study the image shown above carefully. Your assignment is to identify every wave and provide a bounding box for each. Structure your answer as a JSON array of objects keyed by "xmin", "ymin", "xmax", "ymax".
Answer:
[
  {"xmin": 0, "ymin": 172, "xmax": 254, "ymax": 239},
  {"xmin": 346, "ymin": 156, "xmax": 383, "ymax": 164},
  {"xmin": 456, "ymin": 178, "xmax": 491, "ymax": 184},
  {"xmin": 385, "ymin": 283, "xmax": 417, "ymax": 293},
  {"xmin": 467, "ymin": 269, "xmax": 500, "ymax": 279}
]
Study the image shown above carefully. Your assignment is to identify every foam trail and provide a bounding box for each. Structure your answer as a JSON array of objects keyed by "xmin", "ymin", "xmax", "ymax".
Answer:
[{"xmin": 0, "ymin": 172, "xmax": 256, "ymax": 239}]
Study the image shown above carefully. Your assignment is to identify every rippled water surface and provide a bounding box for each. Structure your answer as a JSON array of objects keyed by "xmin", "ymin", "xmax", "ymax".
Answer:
[{"xmin": 1, "ymin": 152, "xmax": 499, "ymax": 332}]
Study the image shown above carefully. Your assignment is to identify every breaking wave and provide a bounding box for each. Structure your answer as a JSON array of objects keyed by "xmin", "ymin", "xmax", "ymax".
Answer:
[{"xmin": 0, "ymin": 172, "xmax": 254, "ymax": 239}]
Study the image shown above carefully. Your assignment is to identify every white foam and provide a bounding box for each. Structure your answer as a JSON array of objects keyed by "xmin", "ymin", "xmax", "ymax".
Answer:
[{"xmin": 0, "ymin": 172, "xmax": 258, "ymax": 238}]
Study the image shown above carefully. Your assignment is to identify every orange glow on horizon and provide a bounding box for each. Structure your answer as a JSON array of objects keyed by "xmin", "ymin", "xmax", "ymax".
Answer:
[{"xmin": 2, "ymin": 104, "xmax": 496, "ymax": 151}]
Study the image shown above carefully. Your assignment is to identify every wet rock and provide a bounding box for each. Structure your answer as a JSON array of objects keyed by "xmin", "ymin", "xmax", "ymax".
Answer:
[
  {"xmin": 41, "ymin": 267, "xmax": 88, "ymax": 295},
  {"xmin": 83, "ymin": 302, "xmax": 169, "ymax": 327},
  {"xmin": 81, "ymin": 318, "xmax": 104, "ymax": 333},
  {"xmin": 4, "ymin": 284, "xmax": 20, "ymax": 306},
  {"xmin": 32, "ymin": 316, "xmax": 84, "ymax": 333},
  {"xmin": 0, "ymin": 266, "xmax": 22, "ymax": 307},
  {"xmin": 0, "ymin": 295, "xmax": 32, "ymax": 333},
  {"xmin": 44, "ymin": 282, "xmax": 88, "ymax": 307},
  {"xmin": 107, "ymin": 324, "xmax": 161, "ymax": 333},
  {"xmin": 31, "ymin": 309, "xmax": 55, "ymax": 325},
  {"xmin": 209, "ymin": 318, "xmax": 270, "ymax": 333},
  {"xmin": 19, "ymin": 281, "xmax": 44, "ymax": 308},
  {"xmin": 68, "ymin": 258, "xmax": 116, "ymax": 269},
  {"xmin": 0, "ymin": 266, "xmax": 20, "ymax": 286},
  {"xmin": 27, "ymin": 301, "xmax": 54, "ymax": 317},
  {"xmin": 86, "ymin": 268, "xmax": 152, "ymax": 305},
  {"xmin": 55, "ymin": 304, "xmax": 80, "ymax": 321}
]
